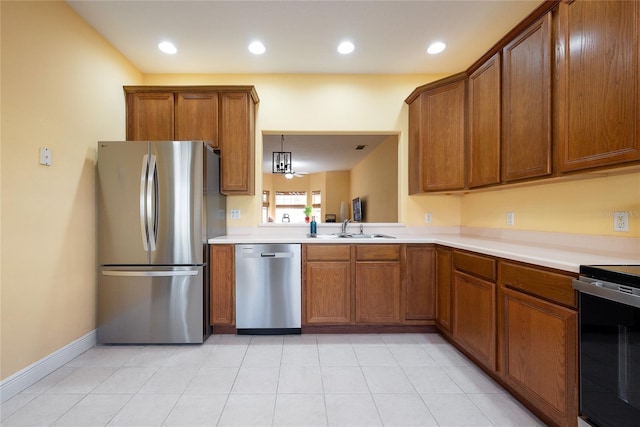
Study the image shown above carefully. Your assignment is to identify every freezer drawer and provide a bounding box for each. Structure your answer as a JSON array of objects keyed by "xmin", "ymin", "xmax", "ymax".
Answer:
[{"xmin": 98, "ymin": 266, "xmax": 204, "ymax": 344}]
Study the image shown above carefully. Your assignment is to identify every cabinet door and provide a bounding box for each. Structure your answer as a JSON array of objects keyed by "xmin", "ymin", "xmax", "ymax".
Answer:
[
  {"xmin": 126, "ymin": 92, "xmax": 174, "ymax": 141},
  {"xmin": 436, "ymin": 247, "xmax": 452, "ymax": 333},
  {"xmin": 305, "ymin": 261, "xmax": 351, "ymax": 324},
  {"xmin": 556, "ymin": 0, "xmax": 640, "ymax": 171},
  {"xmin": 502, "ymin": 14, "xmax": 552, "ymax": 182},
  {"xmin": 404, "ymin": 245, "xmax": 435, "ymax": 322},
  {"xmin": 422, "ymin": 80, "xmax": 466, "ymax": 191},
  {"xmin": 408, "ymin": 96, "xmax": 423, "ymax": 195},
  {"xmin": 219, "ymin": 92, "xmax": 255, "ymax": 195},
  {"xmin": 210, "ymin": 245, "xmax": 234, "ymax": 325},
  {"xmin": 468, "ymin": 53, "xmax": 501, "ymax": 188},
  {"xmin": 176, "ymin": 92, "xmax": 219, "ymax": 147},
  {"xmin": 355, "ymin": 262, "xmax": 401, "ymax": 323},
  {"xmin": 453, "ymin": 271, "xmax": 496, "ymax": 370},
  {"xmin": 501, "ymin": 287, "xmax": 578, "ymax": 427}
]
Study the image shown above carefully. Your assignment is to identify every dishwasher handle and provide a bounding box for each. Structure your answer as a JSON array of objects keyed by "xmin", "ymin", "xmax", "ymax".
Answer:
[{"xmin": 240, "ymin": 251, "xmax": 295, "ymax": 259}]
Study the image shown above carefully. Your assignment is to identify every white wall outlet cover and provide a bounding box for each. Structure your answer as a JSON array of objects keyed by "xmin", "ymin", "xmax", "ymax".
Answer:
[
  {"xmin": 230, "ymin": 209, "xmax": 241, "ymax": 220},
  {"xmin": 425, "ymin": 213, "xmax": 432, "ymax": 224},
  {"xmin": 39, "ymin": 147, "xmax": 52, "ymax": 166},
  {"xmin": 614, "ymin": 211, "xmax": 629, "ymax": 232},
  {"xmin": 506, "ymin": 211, "xmax": 515, "ymax": 226}
]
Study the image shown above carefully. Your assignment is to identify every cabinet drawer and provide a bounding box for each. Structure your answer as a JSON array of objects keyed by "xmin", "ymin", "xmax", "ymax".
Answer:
[
  {"xmin": 305, "ymin": 244, "xmax": 351, "ymax": 261},
  {"xmin": 499, "ymin": 261, "xmax": 577, "ymax": 308},
  {"xmin": 453, "ymin": 251, "xmax": 496, "ymax": 282},
  {"xmin": 356, "ymin": 244, "xmax": 400, "ymax": 261}
]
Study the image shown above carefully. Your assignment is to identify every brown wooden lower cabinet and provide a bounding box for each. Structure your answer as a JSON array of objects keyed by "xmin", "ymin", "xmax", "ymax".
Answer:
[
  {"xmin": 452, "ymin": 271, "xmax": 497, "ymax": 371},
  {"xmin": 403, "ymin": 245, "xmax": 435, "ymax": 323},
  {"xmin": 355, "ymin": 262, "xmax": 401, "ymax": 323},
  {"xmin": 435, "ymin": 247, "xmax": 453, "ymax": 333},
  {"xmin": 355, "ymin": 245, "xmax": 401, "ymax": 324},
  {"xmin": 499, "ymin": 260, "xmax": 578, "ymax": 427},
  {"xmin": 501, "ymin": 287, "xmax": 578, "ymax": 427},
  {"xmin": 209, "ymin": 244, "xmax": 234, "ymax": 326},
  {"xmin": 305, "ymin": 261, "xmax": 351, "ymax": 324},
  {"xmin": 303, "ymin": 244, "xmax": 352, "ymax": 325}
]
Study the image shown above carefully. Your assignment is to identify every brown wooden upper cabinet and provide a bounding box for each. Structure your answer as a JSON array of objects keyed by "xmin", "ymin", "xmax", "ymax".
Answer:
[
  {"xmin": 407, "ymin": 0, "xmax": 639, "ymax": 192},
  {"xmin": 406, "ymin": 74, "xmax": 466, "ymax": 193},
  {"xmin": 468, "ymin": 53, "xmax": 501, "ymax": 188},
  {"xmin": 175, "ymin": 92, "xmax": 219, "ymax": 147},
  {"xmin": 502, "ymin": 14, "xmax": 552, "ymax": 182},
  {"xmin": 555, "ymin": 0, "xmax": 640, "ymax": 172},
  {"xmin": 126, "ymin": 92, "xmax": 175, "ymax": 141},
  {"xmin": 124, "ymin": 86, "xmax": 259, "ymax": 195}
]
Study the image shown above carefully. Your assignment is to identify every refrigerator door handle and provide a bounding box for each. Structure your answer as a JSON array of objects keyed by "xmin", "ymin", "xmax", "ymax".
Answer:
[
  {"xmin": 101, "ymin": 270, "xmax": 199, "ymax": 277},
  {"xmin": 139, "ymin": 154, "xmax": 150, "ymax": 251},
  {"xmin": 147, "ymin": 154, "xmax": 158, "ymax": 251}
]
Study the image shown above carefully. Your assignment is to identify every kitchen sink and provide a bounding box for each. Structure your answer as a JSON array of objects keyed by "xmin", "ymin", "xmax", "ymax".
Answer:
[{"xmin": 309, "ymin": 233, "xmax": 395, "ymax": 239}]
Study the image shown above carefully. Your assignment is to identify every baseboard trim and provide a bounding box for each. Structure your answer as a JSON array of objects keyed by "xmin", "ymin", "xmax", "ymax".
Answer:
[{"xmin": 0, "ymin": 329, "xmax": 96, "ymax": 403}]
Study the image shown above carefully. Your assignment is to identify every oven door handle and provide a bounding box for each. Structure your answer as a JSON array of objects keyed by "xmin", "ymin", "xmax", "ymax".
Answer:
[{"xmin": 573, "ymin": 279, "xmax": 640, "ymax": 309}]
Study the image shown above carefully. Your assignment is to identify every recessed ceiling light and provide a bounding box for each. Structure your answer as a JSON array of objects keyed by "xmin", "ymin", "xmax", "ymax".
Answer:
[
  {"xmin": 427, "ymin": 41, "xmax": 446, "ymax": 55},
  {"xmin": 248, "ymin": 41, "xmax": 266, "ymax": 55},
  {"xmin": 158, "ymin": 41, "xmax": 177, "ymax": 54},
  {"xmin": 337, "ymin": 41, "xmax": 355, "ymax": 55}
]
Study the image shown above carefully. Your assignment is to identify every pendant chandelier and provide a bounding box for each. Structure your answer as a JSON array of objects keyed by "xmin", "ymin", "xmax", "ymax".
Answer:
[{"xmin": 272, "ymin": 134, "xmax": 292, "ymax": 175}]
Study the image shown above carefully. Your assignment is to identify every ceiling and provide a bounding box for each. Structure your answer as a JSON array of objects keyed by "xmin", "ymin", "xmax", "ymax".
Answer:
[
  {"xmin": 67, "ymin": 0, "xmax": 543, "ymax": 173},
  {"xmin": 66, "ymin": 0, "xmax": 544, "ymax": 75},
  {"xmin": 263, "ymin": 134, "xmax": 392, "ymax": 175}
]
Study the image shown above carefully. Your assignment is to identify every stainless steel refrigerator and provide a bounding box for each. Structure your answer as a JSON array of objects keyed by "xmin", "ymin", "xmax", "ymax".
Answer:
[{"xmin": 97, "ymin": 141, "xmax": 226, "ymax": 344}]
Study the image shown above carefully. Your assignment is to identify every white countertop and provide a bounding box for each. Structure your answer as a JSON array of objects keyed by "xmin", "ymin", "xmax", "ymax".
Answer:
[{"xmin": 209, "ymin": 226, "xmax": 639, "ymax": 273}]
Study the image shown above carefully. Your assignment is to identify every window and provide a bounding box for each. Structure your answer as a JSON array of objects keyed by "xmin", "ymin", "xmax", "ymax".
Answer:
[
  {"xmin": 262, "ymin": 191, "xmax": 270, "ymax": 223},
  {"xmin": 311, "ymin": 191, "xmax": 321, "ymax": 222},
  {"xmin": 275, "ymin": 191, "xmax": 307, "ymax": 223}
]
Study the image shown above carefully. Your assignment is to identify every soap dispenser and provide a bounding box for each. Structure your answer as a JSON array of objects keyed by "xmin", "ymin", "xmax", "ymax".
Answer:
[{"xmin": 310, "ymin": 216, "xmax": 317, "ymax": 236}]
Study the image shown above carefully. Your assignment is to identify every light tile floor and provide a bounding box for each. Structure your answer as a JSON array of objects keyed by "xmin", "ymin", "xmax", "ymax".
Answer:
[{"xmin": 1, "ymin": 333, "xmax": 547, "ymax": 426}]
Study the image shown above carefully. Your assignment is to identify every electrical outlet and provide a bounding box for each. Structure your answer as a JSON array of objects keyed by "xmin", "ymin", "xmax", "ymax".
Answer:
[
  {"xmin": 506, "ymin": 212, "xmax": 515, "ymax": 226},
  {"xmin": 614, "ymin": 211, "xmax": 629, "ymax": 232},
  {"xmin": 230, "ymin": 209, "xmax": 241, "ymax": 220},
  {"xmin": 425, "ymin": 213, "xmax": 432, "ymax": 224}
]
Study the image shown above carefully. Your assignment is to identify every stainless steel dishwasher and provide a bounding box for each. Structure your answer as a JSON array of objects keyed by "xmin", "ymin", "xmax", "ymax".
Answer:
[{"xmin": 235, "ymin": 244, "xmax": 301, "ymax": 334}]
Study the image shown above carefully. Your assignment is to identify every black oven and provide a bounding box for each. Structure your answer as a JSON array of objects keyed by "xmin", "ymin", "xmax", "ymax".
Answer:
[{"xmin": 573, "ymin": 265, "xmax": 640, "ymax": 427}]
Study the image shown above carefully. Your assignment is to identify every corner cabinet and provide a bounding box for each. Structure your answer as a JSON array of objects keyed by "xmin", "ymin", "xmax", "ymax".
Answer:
[
  {"xmin": 406, "ymin": 74, "xmax": 466, "ymax": 193},
  {"xmin": 403, "ymin": 245, "xmax": 435, "ymax": 323},
  {"xmin": 435, "ymin": 246, "xmax": 453, "ymax": 334},
  {"xmin": 555, "ymin": 0, "xmax": 640, "ymax": 172},
  {"xmin": 124, "ymin": 86, "xmax": 259, "ymax": 195}
]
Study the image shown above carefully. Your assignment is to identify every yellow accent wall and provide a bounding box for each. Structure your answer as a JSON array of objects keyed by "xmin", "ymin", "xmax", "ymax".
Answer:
[
  {"xmin": 2, "ymin": 0, "xmax": 639, "ymax": 386},
  {"xmin": 325, "ymin": 171, "xmax": 351, "ymax": 222},
  {"xmin": 1, "ymin": 1, "xmax": 142, "ymax": 380},
  {"xmin": 460, "ymin": 172, "xmax": 640, "ymax": 237},
  {"xmin": 351, "ymin": 135, "xmax": 399, "ymax": 222},
  {"xmin": 142, "ymin": 74, "xmax": 452, "ymax": 226}
]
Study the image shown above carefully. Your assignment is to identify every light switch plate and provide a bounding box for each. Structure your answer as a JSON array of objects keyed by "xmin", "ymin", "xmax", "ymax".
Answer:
[
  {"xmin": 39, "ymin": 147, "xmax": 52, "ymax": 166},
  {"xmin": 506, "ymin": 212, "xmax": 515, "ymax": 226}
]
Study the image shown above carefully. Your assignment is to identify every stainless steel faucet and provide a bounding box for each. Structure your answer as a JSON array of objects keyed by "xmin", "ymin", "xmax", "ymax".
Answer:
[{"xmin": 341, "ymin": 219, "xmax": 351, "ymax": 235}]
